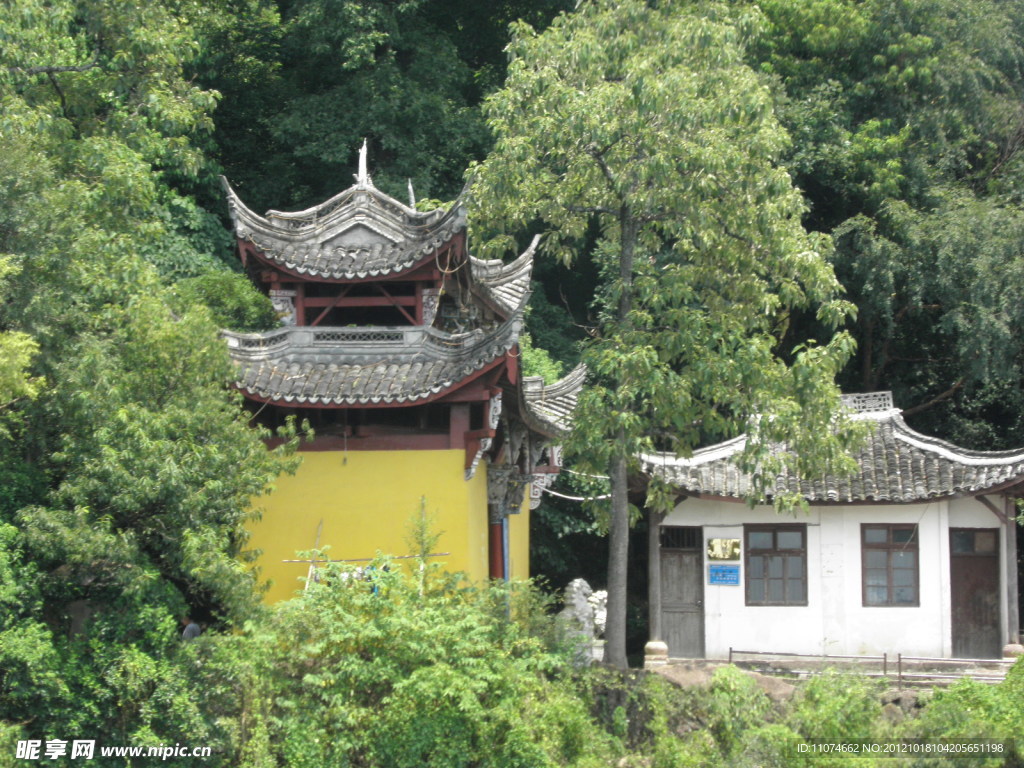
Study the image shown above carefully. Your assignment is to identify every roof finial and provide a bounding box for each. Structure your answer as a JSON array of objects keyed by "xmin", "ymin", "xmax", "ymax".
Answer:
[
  {"xmin": 356, "ymin": 139, "xmax": 369, "ymax": 186},
  {"xmin": 407, "ymin": 178, "xmax": 416, "ymax": 208}
]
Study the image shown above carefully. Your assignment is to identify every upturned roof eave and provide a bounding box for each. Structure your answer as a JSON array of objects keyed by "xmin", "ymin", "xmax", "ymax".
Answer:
[
  {"xmin": 517, "ymin": 363, "xmax": 587, "ymax": 439},
  {"xmin": 221, "ymin": 175, "xmax": 457, "ymax": 238},
  {"xmin": 469, "ymin": 234, "xmax": 540, "ymax": 318}
]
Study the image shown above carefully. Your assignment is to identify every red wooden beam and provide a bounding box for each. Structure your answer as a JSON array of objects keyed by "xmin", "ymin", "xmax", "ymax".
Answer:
[
  {"xmin": 489, "ymin": 523, "xmax": 504, "ymax": 580},
  {"xmin": 504, "ymin": 349, "xmax": 519, "ymax": 386},
  {"xmin": 263, "ymin": 433, "xmax": 451, "ymax": 452},
  {"xmin": 303, "ymin": 295, "xmax": 418, "ymax": 308},
  {"xmin": 375, "ymin": 283, "xmax": 417, "ymax": 325},
  {"xmin": 295, "ymin": 283, "xmax": 306, "ymax": 326},
  {"xmin": 310, "ymin": 285, "xmax": 353, "ymax": 327}
]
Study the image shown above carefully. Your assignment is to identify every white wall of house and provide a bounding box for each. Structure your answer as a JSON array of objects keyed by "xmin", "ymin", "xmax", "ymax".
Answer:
[{"xmin": 661, "ymin": 497, "xmax": 1003, "ymax": 659}]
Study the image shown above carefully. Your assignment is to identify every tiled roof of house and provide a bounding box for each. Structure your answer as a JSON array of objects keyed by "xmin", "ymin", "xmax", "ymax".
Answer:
[
  {"xmin": 470, "ymin": 235, "xmax": 538, "ymax": 317},
  {"xmin": 520, "ymin": 364, "xmax": 587, "ymax": 437},
  {"xmin": 224, "ymin": 317, "xmax": 523, "ymax": 406},
  {"xmin": 222, "ymin": 177, "xmax": 466, "ymax": 280},
  {"xmin": 641, "ymin": 392, "xmax": 1024, "ymax": 503}
]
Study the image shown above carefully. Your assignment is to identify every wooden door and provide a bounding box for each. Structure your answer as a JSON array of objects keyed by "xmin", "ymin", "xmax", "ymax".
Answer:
[
  {"xmin": 950, "ymin": 528, "xmax": 1001, "ymax": 659},
  {"xmin": 661, "ymin": 526, "xmax": 704, "ymax": 658}
]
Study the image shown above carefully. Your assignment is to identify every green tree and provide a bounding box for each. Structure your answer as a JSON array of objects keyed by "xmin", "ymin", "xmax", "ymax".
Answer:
[
  {"xmin": 200, "ymin": 0, "xmax": 573, "ymax": 211},
  {"xmin": 752, "ymin": 0, "xmax": 1024, "ymax": 445},
  {"xmin": 471, "ymin": 0, "xmax": 860, "ymax": 667},
  {"xmin": 0, "ymin": 0, "xmax": 299, "ymax": 748}
]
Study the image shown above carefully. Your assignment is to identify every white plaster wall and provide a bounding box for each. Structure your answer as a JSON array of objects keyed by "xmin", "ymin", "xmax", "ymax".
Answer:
[{"xmin": 661, "ymin": 497, "xmax": 1005, "ymax": 660}]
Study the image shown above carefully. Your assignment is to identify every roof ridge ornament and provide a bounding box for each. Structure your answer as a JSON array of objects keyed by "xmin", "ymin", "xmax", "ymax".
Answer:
[
  {"xmin": 355, "ymin": 139, "xmax": 371, "ymax": 187},
  {"xmin": 841, "ymin": 391, "xmax": 894, "ymax": 414}
]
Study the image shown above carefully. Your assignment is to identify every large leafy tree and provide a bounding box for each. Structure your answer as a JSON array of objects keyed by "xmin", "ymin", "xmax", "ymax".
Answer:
[
  {"xmin": 753, "ymin": 0, "xmax": 1024, "ymax": 445},
  {"xmin": 0, "ymin": 0, "xmax": 295, "ymax": 745},
  {"xmin": 200, "ymin": 0, "xmax": 573, "ymax": 211},
  {"xmin": 472, "ymin": 0, "xmax": 860, "ymax": 667}
]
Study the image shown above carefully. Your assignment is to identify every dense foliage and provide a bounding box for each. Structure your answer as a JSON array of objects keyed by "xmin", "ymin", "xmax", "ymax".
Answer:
[
  {"xmin": 0, "ymin": 0, "xmax": 298, "ymax": 753},
  {"xmin": 750, "ymin": 0, "xmax": 1024, "ymax": 446},
  {"xmin": 174, "ymin": 558, "xmax": 612, "ymax": 768},
  {"xmin": 0, "ymin": 0, "xmax": 1023, "ymax": 759}
]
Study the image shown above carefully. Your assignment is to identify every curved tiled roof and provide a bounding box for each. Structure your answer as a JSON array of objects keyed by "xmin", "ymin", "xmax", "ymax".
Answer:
[
  {"xmin": 520, "ymin": 364, "xmax": 587, "ymax": 437},
  {"xmin": 470, "ymin": 236, "xmax": 538, "ymax": 317},
  {"xmin": 224, "ymin": 318, "xmax": 523, "ymax": 406},
  {"xmin": 222, "ymin": 177, "xmax": 466, "ymax": 280},
  {"xmin": 641, "ymin": 392, "xmax": 1024, "ymax": 503}
]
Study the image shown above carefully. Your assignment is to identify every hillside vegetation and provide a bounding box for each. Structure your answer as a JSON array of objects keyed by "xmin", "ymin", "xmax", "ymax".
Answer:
[{"xmin": 1, "ymin": 0, "xmax": 1023, "ymax": 762}]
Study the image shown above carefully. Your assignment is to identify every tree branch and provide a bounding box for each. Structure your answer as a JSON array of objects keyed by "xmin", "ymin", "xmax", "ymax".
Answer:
[
  {"xmin": 901, "ymin": 377, "xmax": 966, "ymax": 417},
  {"xmin": 47, "ymin": 72, "xmax": 69, "ymax": 120},
  {"xmin": 10, "ymin": 55, "xmax": 101, "ymax": 76},
  {"xmin": 888, "ymin": 355, "xmax": 949, "ymax": 364},
  {"xmin": 894, "ymin": 303, "xmax": 942, "ymax": 323},
  {"xmin": 586, "ymin": 143, "xmax": 619, "ymax": 190}
]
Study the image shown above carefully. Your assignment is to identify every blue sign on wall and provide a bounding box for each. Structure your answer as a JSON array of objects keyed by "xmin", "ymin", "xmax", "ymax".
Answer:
[{"xmin": 708, "ymin": 564, "xmax": 740, "ymax": 586}]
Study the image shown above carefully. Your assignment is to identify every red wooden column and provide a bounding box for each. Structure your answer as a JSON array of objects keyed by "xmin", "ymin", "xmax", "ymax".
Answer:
[
  {"xmin": 486, "ymin": 465, "xmax": 518, "ymax": 581},
  {"xmin": 489, "ymin": 520, "xmax": 505, "ymax": 580},
  {"xmin": 294, "ymin": 283, "xmax": 306, "ymax": 326}
]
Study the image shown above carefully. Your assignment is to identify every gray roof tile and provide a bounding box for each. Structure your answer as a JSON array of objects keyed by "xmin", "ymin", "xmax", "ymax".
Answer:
[
  {"xmin": 223, "ymin": 176, "xmax": 466, "ymax": 280},
  {"xmin": 225, "ymin": 319, "xmax": 523, "ymax": 406},
  {"xmin": 520, "ymin": 364, "xmax": 587, "ymax": 436},
  {"xmin": 470, "ymin": 236, "xmax": 538, "ymax": 317}
]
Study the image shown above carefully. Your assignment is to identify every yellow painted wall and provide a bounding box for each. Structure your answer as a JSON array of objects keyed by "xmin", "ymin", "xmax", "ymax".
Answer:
[
  {"xmin": 508, "ymin": 497, "xmax": 530, "ymax": 581},
  {"xmin": 249, "ymin": 450, "xmax": 492, "ymax": 603}
]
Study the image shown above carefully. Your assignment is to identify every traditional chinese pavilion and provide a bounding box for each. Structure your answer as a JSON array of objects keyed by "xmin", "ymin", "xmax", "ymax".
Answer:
[{"xmin": 221, "ymin": 145, "xmax": 582, "ymax": 601}]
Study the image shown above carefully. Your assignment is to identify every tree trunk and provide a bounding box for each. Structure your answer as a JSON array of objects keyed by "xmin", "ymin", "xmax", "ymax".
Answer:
[
  {"xmin": 605, "ymin": 448, "xmax": 631, "ymax": 667},
  {"xmin": 604, "ymin": 208, "xmax": 637, "ymax": 669}
]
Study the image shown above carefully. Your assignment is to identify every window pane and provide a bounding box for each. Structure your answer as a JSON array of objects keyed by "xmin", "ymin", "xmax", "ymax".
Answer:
[
  {"xmin": 748, "ymin": 555, "xmax": 764, "ymax": 578},
  {"xmin": 787, "ymin": 555, "xmax": 804, "ymax": 578},
  {"xmin": 777, "ymin": 531, "xmax": 803, "ymax": 550},
  {"xmin": 951, "ymin": 531, "xmax": 974, "ymax": 554},
  {"xmin": 748, "ymin": 579, "xmax": 765, "ymax": 602},
  {"xmin": 864, "ymin": 527, "xmax": 888, "ymax": 544},
  {"xmin": 768, "ymin": 556, "xmax": 784, "ymax": 578},
  {"xmin": 866, "ymin": 586, "xmax": 887, "ymax": 605},
  {"xmin": 975, "ymin": 531, "xmax": 997, "ymax": 553},
  {"xmin": 748, "ymin": 531, "xmax": 773, "ymax": 549},
  {"xmin": 892, "ymin": 528, "xmax": 917, "ymax": 548},
  {"xmin": 892, "ymin": 551, "xmax": 916, "ymax": 568},
  {"xmin": 893, "ymin": 587, "xmax": 916, "ymax": 604},
  {"xmin": 893, "ymin": 569, "xmax": 914, "ymax": 587},
  {"xmin": 892, "ymin": 527, "xmax": 916, "ymax": 544},
  {"xmin": 865, "ymin": 550, "xmax": 887, "ymax": 569},
  {"xmin": 865, "ymin": 569, "xmax": 888, "ymax": 587},
  {"xmin": 768, "ymin": 579, "xmax": 784, "ymax": 602},
  {"xmin": 787, "ymin": 578, "xmax": 805, "ymax": 602}
]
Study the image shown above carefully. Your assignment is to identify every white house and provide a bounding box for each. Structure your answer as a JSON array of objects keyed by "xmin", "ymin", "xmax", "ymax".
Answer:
[{"xmin": 642, "ymin": 392, "xmax": 1022, "ymax": 661}]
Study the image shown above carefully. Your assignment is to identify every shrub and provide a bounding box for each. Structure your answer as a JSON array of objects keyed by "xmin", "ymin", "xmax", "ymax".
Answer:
[
  {"xmin": 787, "ymin": 670, "xmax": 884, "ymax": 745},
  {"xmin": 183, "ymin": 558, "xmax": 615, "ymax": 767}
]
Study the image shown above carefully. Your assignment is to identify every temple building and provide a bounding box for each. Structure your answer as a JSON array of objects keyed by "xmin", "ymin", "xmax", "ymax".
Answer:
[
  {"xmin": 643, "ymin": 392, "xmax": 1023, "ymax": 661},
  {"xmin": 221, "ymin": 146, "xmax": 583, "ymax": 602}
]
